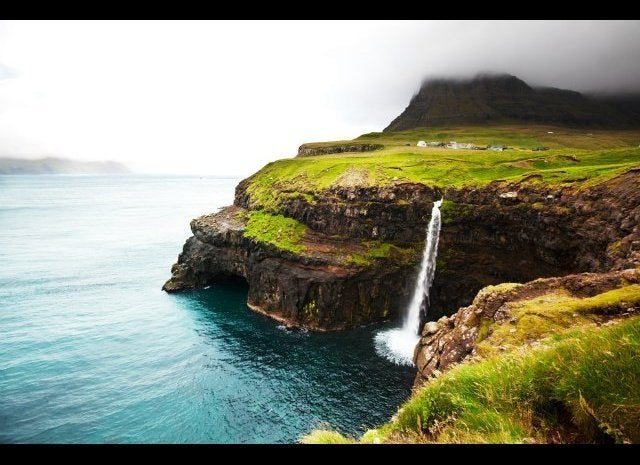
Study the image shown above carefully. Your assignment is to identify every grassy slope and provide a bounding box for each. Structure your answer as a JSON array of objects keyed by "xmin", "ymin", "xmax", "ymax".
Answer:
[
  {"xmin": 475, "ymin": 283, "xmax": 640, "ymax": 357},
  {"xmin": 245, "ymin": 125, "xmax": 640, "ymax": 212},
  {"xmin": 380, "ymin": 316, "xmax": 640, "ymax": 444},
  {"xmin": 354, "ymin": 125, "xmax": 640, "ymax": 150},
  {"xmin": 302, "ymin": 281, "xmax": 640, "ymax": 444},
  {"xmin": 241, "ymin": 125, "xmax": 640, "ymax": 258}
]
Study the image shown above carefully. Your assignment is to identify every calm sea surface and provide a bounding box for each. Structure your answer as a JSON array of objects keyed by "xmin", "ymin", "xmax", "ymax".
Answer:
[{"xmin": 0, "ymin": 175, "xmax": 414, "ymax": 443}]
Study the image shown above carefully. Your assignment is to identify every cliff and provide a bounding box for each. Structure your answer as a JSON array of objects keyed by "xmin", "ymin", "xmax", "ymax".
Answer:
[
  {"xmin": 164, "ymin": 125, "xmax": 640, "ymax": 331},
  {"xmin": 163, "ymin": 204, "xmax": 418, "ymax": 330},
  {"xmin": 384, "ymin": 74, "xmax": 640, "ymax": 132},
  {"xmin": 163, "ymin": 75, "xmax": 640, "ymax": 442},
  {"xmin": 164, "ymin": 119, "xmax": 640, "ymax": 443}
]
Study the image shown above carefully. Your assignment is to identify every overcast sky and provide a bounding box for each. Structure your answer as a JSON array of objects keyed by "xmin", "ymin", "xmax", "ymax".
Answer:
[{"xmin": 1, "ymin": 20, "xmax": 639, "ymax": 176}]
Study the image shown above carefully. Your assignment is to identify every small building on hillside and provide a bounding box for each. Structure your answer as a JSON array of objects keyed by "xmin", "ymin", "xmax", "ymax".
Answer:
[
  {"xmin": 427, "ymin": 141, "xmax": 445, "ymax": 147},
  {"xmin": 489, "ymin": 145, "xmax": 505, "ymax": 151},
  {"xmin": 448, "ymin": 141, "xmax": 474, "ymax": 149},
  {"xmin": 417, "ymin": 140, "xmax": 427, "ymax": 147}
]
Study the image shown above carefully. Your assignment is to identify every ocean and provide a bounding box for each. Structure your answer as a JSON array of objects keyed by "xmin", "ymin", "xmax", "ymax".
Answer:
[{"xmin": 0, "ymin": 175, "xmax": 414, "ymax": 443}]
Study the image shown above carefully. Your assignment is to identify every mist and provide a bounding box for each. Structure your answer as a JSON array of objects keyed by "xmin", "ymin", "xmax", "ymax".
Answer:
[{"xmin": 1, "ymin": 20, "xmax": 639, "ymax": 176}]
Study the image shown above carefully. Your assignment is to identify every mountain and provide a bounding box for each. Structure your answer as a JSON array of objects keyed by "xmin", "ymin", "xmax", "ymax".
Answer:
[
  {"xmin": 0, "ymin": 157, "xmax": 129, "ymax": 175},
  {"xmin": 385, "ymin": 74, "xmax": 640, "ymax": 131}
]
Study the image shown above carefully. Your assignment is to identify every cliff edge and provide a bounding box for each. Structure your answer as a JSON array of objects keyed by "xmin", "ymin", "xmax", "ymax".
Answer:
[{"xmin": 164, "ymin": 125, "xmax": 640, "ymax": 331}]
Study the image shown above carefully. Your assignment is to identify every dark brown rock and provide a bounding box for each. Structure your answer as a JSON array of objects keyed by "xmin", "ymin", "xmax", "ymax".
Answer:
[
  {"xmin": 162, "ymin": 206, "xmax": 415, "ymax": 330},
  {"xmin": 165, "ymin": 170, "xmax": 640, "ymax": 331},
  {"xmin": 297, "ymin": 143, "xmax": 384, "ymax": 157}
]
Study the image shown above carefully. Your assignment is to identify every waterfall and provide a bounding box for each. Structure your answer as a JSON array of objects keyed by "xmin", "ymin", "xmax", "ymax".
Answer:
[
  {"xmin": 374, "ymin": 199, "xmax": 443, "ymax": 366},
  {"xmin": 404, "ymin": 198, "xmax": 443, "ymax": 335}
]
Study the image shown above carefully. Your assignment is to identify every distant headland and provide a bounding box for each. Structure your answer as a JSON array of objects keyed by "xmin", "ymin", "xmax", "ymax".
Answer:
[{"xmin": 0, "ymin": 157, "xmax": 129, "ymax": 175}]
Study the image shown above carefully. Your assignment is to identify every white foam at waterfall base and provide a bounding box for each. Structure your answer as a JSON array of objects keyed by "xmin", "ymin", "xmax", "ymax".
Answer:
[
  {"xmin": 375, "ymin": 199, "xmax": 443, "ymax": 366},
  {"xmin": 374, "ymin": 328, "xmax": 420, "ymax": 366}
]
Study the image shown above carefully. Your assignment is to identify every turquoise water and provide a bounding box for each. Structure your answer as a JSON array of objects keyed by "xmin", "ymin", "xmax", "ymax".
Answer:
[{"xmin": 0, "ymin": 175, "xmax": 414, "ymax": 443}]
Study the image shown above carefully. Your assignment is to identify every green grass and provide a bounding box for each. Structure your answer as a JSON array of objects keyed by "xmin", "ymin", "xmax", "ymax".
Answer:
[
  {"xmin": 243, "ymin": 126, "xmax": 640, "ymax": 211},
  {"xmin": 300, "ymin": 430, "xmax": 354, "ymax": 444},
  {"xmin": 241, "ymin": 211, "xmax": 417, "ymax": 265},
  {"xmin": 348, "ymin": 240, "xmax": 420, "ymax": 267},
  {"xmin": 243, "ymin": 210, "xmax": 308, "ymax": 254},
  {"xmin": 306, "ymin": 315, "xmax": 640, "ymax": 444},
  {"xmin": 355, "ymin": 125, "xmax": 640, "ymax": 150},
  {"xmin": 475, "ymin": 284, "xmax": 640, "ymax": 358},
  {"xmin": 440, "ymin": 200, "xmax": 476, "ymax": 225}
]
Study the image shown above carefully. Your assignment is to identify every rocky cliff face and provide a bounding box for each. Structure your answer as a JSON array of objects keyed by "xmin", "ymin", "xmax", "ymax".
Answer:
[
  {"xmin": 164, "ymin": 169, "xmax": 640, "ymax": 331},
  {"xmin": 431, "ymin": 170, "xmax": 640, "ymax": 320},
  {"xmin": 384, "ymin": 74, "xmax": 640, "ymax": 131},
  {"xmin": 163, "ymin": 205, "xmax": 416, "ymax": 330},
  {"xmin": 413, "ymin": 268, "xmax": 640, "ymax": 386}
]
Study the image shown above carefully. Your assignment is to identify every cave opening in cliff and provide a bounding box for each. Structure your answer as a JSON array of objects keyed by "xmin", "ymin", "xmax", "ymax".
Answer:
[{"xmin": 210, "ymin": 273, "xmax": 249, "ymax": 288}]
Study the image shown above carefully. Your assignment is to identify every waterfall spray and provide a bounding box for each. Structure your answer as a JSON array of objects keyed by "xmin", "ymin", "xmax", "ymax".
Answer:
[{"xmin": 374, "ymin": 199, "xmax": 443, "ymax": 365}]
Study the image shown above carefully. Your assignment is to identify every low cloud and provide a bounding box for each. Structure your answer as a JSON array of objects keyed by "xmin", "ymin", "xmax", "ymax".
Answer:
[
  {"xmin": 0, "ymin": 62, "xmax": 18, "ymax": 80},
  {"xmin": 0, "ymin": 20, "xmax": 638, "ymax": 175}
]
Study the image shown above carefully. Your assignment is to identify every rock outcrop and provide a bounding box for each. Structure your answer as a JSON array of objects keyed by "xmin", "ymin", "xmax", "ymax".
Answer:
[
  {"xmin": 413, "ymin": 268, "xmax": 640, "ymax": 386},
  {"xmin": 163, "ymin": 206, "xmax": 416, "ymax": 330},
  {"xmin": 297, "ymin": 143, "xmax": 384, "ymax": 157}
]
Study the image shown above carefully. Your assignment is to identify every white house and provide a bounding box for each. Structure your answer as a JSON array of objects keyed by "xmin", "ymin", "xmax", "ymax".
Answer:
[
  {"xmin": 447, "ymin": 141, "xmax": 474, "ymax": 150},
  {"xmin": 417, "ymin": 140, "xmax": 427, "ymax": 147}
]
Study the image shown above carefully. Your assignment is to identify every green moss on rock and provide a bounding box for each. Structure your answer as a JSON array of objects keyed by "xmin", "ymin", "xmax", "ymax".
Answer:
[
  {"xmin": 476, "ymin": 284, "xmax": 640, "ymax": 357},
  {"xmin": 243, "ymin": 210, "xmax": 308, "ymax": 254},
  {"xmin": 440, "ymin": 200, "xmax": 476, "ymax": 225},
  {"xmin": 348, "ymin": 240, "xmax": 419, "ymax": 267}
]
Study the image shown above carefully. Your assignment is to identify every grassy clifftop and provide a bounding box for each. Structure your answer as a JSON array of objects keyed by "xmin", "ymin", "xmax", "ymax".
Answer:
[
  {"xmin": 243, "ymin": 125, "xmax": 640, "ymax": 212},
  {"xmin": 235, "ymin": 124, "xmax": 640, "ymax": 268}
]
